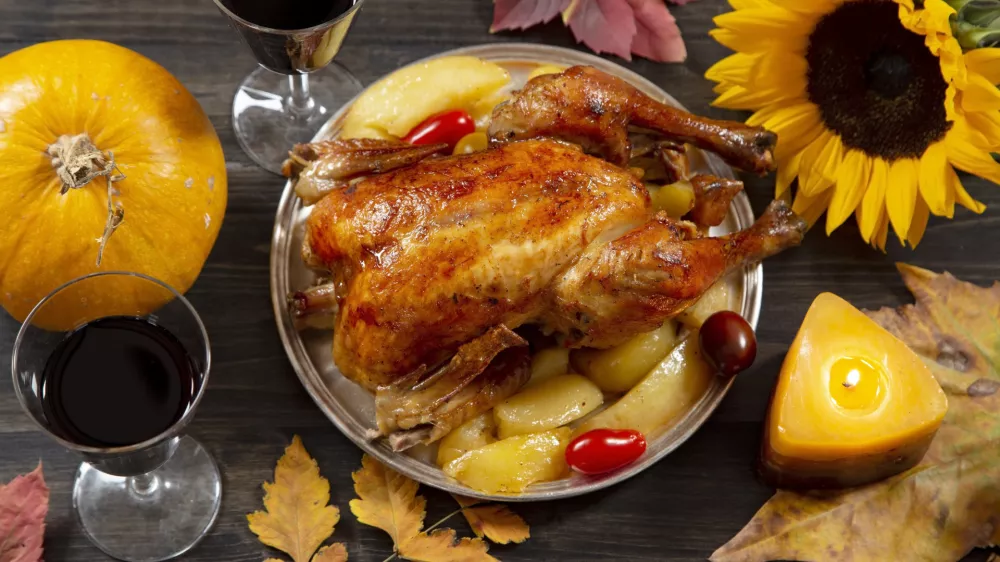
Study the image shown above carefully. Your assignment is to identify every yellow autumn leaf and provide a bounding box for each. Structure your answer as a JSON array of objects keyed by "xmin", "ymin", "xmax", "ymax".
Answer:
[
  {"xmin": 312, "ymin": 543, "xmax": 348, "ymax": 562},
  {"xmin": 248, "ymin": 436, "xmax": 342, "ymax": 562},
  {"xmin": 400, "ymin": 529, "xmax": 496, "ymax": 562},
  {"xmin": 348, "ymin": 454, "xmax": 425, "ymax": 547},
  {"xmin": 452, "ymin": 495, "xmax": 530, "ymax": 544},
  {"xmin": 349, "ymin": 455, "xmax": 496, "ymax": 561},
  {"xmin": 713, "ymin": 264, "xmax": 1000, "ymax": 562}
]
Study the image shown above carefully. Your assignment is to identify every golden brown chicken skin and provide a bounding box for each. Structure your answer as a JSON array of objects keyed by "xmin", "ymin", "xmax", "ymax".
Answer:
[{"xmin": 304, "ymin": 139, "xmax": 806, "ymax": 394}]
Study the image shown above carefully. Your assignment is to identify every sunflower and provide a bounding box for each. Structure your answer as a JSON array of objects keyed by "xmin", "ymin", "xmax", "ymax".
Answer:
[{"xmin": 707, "ymin": 0, "xmax": 1000, "ymax": 249}]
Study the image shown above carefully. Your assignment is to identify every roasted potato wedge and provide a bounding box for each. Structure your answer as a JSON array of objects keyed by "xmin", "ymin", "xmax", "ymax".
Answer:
[
  {"xmin": 571, "ymin": 321, "xmax": 679, "ymax": 393},
  {"xmin": 494, "ymin": 374, "xmax": 603, "ymax": 439},
  {"xmin": 575, "ymin": 334, "xmax": 713, "ymax": 437},
  {"xmin": 528, "ymin": 347, "xmax": 570, "ymax": 386},
  {"xmin": 677, "ymin": 282, "xmax": 733, "ymax": 329},
  {"xmin": 442, "ymin": 428, "xmax": 571, "ymax": 494},
  {"xmin": 650, "ymin": 180, "xmax": 695, "ymax": 218},
  {"xmin": 436, "ymin": 412, "xmax": 497, "ymax": 467},
  {"xmin": 342, "ymin": 56, "xmax": 511, "ymax": 139}
]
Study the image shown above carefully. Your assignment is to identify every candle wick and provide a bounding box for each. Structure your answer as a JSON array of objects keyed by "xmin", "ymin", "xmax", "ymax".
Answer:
[{"xmin": 843, "ymin": 369, "xmax": 861, "ymax": 389}]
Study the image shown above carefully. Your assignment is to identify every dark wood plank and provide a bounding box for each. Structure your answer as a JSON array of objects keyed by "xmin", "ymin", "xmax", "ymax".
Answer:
[{"xmin": 1, "ymin": 0, "xmax": 998, "ymax": 560}]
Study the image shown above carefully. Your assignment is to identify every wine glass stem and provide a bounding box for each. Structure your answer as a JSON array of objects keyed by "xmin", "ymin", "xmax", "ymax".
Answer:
[
  {"xmin": 128, "ymin": 472, "xmax": 160, "ymax": 498},
  {"xmin": 287, "ymin": 73, "xmax": 316, "ymax": 115}
]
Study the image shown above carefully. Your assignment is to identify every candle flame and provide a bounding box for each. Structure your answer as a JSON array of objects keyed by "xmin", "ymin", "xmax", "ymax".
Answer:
[{"xmin": 843, "ymin": 368, "xmax": 861, "ymax": 388}]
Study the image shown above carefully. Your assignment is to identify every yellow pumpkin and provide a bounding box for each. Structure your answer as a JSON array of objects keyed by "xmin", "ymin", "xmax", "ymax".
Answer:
[{"xmin": 0, "ymin": 40, "xmax": 226, "ymax": 328}]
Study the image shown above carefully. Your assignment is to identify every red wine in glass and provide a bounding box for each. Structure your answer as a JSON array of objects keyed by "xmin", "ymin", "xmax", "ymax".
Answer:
[
  {"xmin": 40, "ymin": 316, "xmax": 198, "ymax": 448},
  {"xmin": 12, "ymin": 271, "xmax": 218, "ymax": 562},
  {"xmin": 214, "ymin": 0, "xmax": 366, "ymax": 175}
]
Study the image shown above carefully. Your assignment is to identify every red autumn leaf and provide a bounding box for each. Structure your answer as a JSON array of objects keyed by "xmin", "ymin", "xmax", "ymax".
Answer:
[
  {"xmin": 628, "ymin": 0, "xmax": 687, "ymax": 62},
  {"xmin": 0, "ymin": 464, "xmax": 48, "ymax": 562},
  {"xmin": 564, "ymin": 0, "xmax": 638, "ymax": 60},
  {"xmin": 491, "ymin": 0, "xmax": 571, "ymax": 32}
]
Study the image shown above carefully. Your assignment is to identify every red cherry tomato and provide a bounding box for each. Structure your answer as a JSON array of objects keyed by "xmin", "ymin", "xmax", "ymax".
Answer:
[
  {"xmin": 403, "ymin": 109, "xmax": 476, "ymax": 149},
  {"xmin": 565, "ymin": 429, "xmax": 647, "ymax": 475}
]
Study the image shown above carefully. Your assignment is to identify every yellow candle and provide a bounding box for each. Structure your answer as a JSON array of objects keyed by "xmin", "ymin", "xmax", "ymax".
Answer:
[{"xmin": 760, "ymin": 293, "xmax": 947, "ymax": 489}]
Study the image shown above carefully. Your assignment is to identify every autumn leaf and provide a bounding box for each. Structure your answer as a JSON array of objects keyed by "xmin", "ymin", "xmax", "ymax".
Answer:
[
  {"xmin": 248, "ymin": 436, "xmax": 345, "ymax": 562},
  {"xmin": 349, "ymin": 454, "xmax": 425, "ymax": 546},
  {"xmin": 491, "ymin": 0, "xmax": 692, "ymax": 62},
  {"xmin": 350, "ymin": 455, "xmax": 495, "ymax": 561},
  {"xmin": 712, "ymin": 263, "xmax": 1000, "ymax": 562},
  {"xmin": 491, "ymin": 0, "xmax": 570, "ymax": 32},
  {"xmin": 452, "ymin": 495, "xmax": 530, "ymax": 544},
  {"xmin": 0, "ymin": 463, "xmax": 47, "ymax": 562},
  {"xmin": 312, "ymin": 544, "xmax": 348, "ymax": 562},
  {"xmin": 400, "ymin": 529, "xmax": 495, "ymax": 562},
  {"xmin": 628, "ymin": 0, "xmax": 687, "ymax": 63}
]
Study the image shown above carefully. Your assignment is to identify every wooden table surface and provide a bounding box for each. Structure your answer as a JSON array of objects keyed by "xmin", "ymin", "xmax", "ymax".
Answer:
[{"xmin": 1, "ymin": 1, "xmax": 997, "ymax": 560}]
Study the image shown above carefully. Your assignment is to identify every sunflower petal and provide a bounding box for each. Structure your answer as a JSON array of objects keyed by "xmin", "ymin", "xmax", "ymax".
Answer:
[
  {"xmin": 705, "ymin": 53, "xmax": 761, "ymax": 86},
  {"xmin": 885, "ymin": 158, "xmax": 919, "ymax": 246},
  {"xmin": 918, "ymin": 141, "xmax": 952, "ymax": 216},
  {"xmin": 776, "ymin": 151, "xmax": 803, "ymax": 199},
  {"xmin": 714, "ymin": 8, "xmax": 808, "ymax": 37},
  {"xmin": 712, "ymin": 84, "xmax": 803, "ymax": 110},
  {"xmin": 964, "ymin": 47, "xmax": 1000, "ymax": 84},
  {"xmin": 798, "ymin": 133, "xmax": 843, "ymax": 198},
  {"xmin": 770, "ymin": 105, "xmax": 825, "ymax": 163},
  {"xmin": 953, "ymin": 179, "xmax": 987, "ymax": 214},
  {"xmin": 826, "ymin": 150, "xmax": 871, "ymax": 235},
  {"xmin": 946, "ymin": 124, "xmax": 1000, "ymax": 184},
  {"xmin": 791, "ymin": 187, "xmax": 835, "ymax": 229},
  {"xmin": 961, "ymin": 72, "xmax": 1000, "ymax": 113},
  {"xmin": 747, "ymin": 52, "xmax": 809, "ymax": 94},
  {"xmin": 873, "ymin": 210, "xmax": 890, "ymax": 251},
  {"xmin": 964, "ymin": 111, "xmax": 1000, "ymax": 149},
  {"xmin": 771, "ymin": 0, "xmax": 839, "ymax": 13},
  {"xmin": 859, "ymin": 158, "xmax": 890, "ymax": 242},
  {"xmin": 906, "ymin": 194, "xmax": 930, "ymax": 248}
]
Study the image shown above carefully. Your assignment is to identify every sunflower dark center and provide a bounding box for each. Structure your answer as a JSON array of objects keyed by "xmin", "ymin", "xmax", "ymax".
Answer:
[{"xmin": 806, "ymin": 0, "xmax": 951, "ymax": 160}]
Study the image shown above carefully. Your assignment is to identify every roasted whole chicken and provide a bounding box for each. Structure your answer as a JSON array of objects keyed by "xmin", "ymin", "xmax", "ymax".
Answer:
[{"xmin": 284, "ymin": 66, "xmax": 807, "ymax": 450}]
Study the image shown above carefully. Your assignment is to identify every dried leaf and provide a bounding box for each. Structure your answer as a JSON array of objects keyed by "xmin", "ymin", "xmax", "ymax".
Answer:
[
  {"xmin": 713, "ymin": 264, "xmax": 1000, "ymax": 562},
  {"xmin": 349, "ymin": 454, "xmax": 425, "ymax": 547},
  {"xmin": 312, "ymin": 543, "xmax": 348, "ymax": 562},
  {"xmin": 492, "ymin": 0, "xmax": 695, "ymax": 62},
  {"xmin": 248, "ymin": 436, "xmax": 342, "ymax": 562},
  {"xmin": 627, "ymin": 0, "xmax": 687, "ymax": 62},
  {"xmin": 400, "ymin": 529, "xmax": 496, "ymax": 562},
  {"xmin": 491, "ymin": 0, "xmax": 570, "ymax": 32},
  {"xmin": 452, "ymin": 495, "xmax": 530, "ymax": 544},
  {"xmin": 350, "ymin": 456, "xmax": 496, "ymax": 561},
  {"xmin": 564, "ymin": 0, "xmax": 637, "ymax": 60},
  {"xmin": 265, "ymin": 559, "xmax": 285, "ymax": 562},
  {"xmin": 0, "ymin": 463, "xmax": 47, "ymax": 562}
]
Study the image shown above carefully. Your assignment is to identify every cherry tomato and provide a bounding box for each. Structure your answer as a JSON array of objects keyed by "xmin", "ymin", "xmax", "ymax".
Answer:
[
  {"xmin": 453, "ymin": 131, "xmax": 489, "ymax": 155},
  {"xmin": 699, "ymin": 310, "xmax": 757, "ymax": 377},
  {"xmin": 403, "ymin": 109, "xmax": 475, "ymax": 149},
  {"xmin": 565, "ymin": 429, "xmax": 647, "ymax": 475}
]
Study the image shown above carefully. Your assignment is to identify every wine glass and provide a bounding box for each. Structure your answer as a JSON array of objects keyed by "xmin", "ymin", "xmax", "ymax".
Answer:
[
  {"xmin": 11, "ymin": 271, "xmax": 218, "ymax": 562},
  {"xmin": 214, "ymin": 0, "xmax": 366, "ymax": 174}
]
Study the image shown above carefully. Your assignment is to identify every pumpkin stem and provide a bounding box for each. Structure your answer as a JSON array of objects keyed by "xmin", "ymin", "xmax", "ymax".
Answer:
[{"xmin": 47, "ymin": 133, "xmax": 126, "ymax": 267}]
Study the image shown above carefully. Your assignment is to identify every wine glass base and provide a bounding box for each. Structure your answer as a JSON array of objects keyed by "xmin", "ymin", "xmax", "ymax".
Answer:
[
  {"xmin": 73, "ymin": 436, "xmax": 222, "ymax": 562},
  {"xmin": 232, "ymin": 63, "xmax": 364, "ymax": 175}
]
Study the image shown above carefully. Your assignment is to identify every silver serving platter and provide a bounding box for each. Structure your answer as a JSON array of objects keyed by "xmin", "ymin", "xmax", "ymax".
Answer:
[{"xmin": 270, "ymin": 43, "xmax": 763, "ymax": 501}]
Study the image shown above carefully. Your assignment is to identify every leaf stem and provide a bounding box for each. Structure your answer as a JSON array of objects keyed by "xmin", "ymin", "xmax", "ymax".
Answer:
[{"xmin": 379, "ymin": 504, "xmax": 502, "ymax": 561}]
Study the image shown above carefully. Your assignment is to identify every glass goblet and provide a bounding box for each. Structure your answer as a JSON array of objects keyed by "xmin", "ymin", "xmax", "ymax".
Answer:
[
  {"xmin": 11, "ymin": 271, "xmax": 219, "ymax": 562},
  {"xmin": 213, "ymin": 0, "xmax": 366, "ymax": 174}
]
